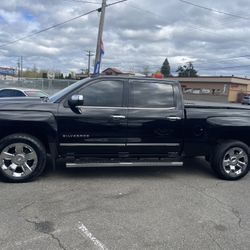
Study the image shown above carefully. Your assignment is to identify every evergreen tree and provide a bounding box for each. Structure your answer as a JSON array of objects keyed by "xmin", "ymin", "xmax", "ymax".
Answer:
[{"xmin": 160, "ymin": 58, "xmax": 171, "ymax": 77}]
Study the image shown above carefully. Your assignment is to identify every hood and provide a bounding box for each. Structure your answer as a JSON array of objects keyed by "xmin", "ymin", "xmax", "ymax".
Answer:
[
  {"xmin": 0, "ymin": 97, "xmax": 58, "ymax": 112},
  {"xmin": 0, "ymin": 97, "xmax": 47, "ymax": 103}
]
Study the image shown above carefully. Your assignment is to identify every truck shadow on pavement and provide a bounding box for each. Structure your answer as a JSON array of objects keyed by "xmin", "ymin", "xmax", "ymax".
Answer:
[{"xmin": 44, "ymin": 157, "xmax": 215, "ymax": 180}]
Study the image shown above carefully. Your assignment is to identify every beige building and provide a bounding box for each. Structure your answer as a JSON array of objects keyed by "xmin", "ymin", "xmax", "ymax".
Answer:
[
  {"xmin": 165, "ymin": 76, "xmax": 250, "ymax": 103},
  {"xmin": 102, "ymin": 68, "xmax": 124, "ymax": 75}
]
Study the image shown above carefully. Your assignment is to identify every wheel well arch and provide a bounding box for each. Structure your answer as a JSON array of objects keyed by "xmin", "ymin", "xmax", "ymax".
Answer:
[
  {"xmin": 208, "ymin": 126, "xmax": 250, "ymax": 149},
  {"xmin": 0, "ymin": 126, "xmax": 56, "ymax": 154}
]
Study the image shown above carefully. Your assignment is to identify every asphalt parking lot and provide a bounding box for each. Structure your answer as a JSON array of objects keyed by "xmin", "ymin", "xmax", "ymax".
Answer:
[{"xmin": 1, "ymin": 157, "xmax": 250, "ymax": 250}]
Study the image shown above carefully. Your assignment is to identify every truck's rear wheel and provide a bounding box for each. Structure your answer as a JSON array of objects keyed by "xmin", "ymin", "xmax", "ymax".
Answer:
[
  {"xmin": 0, "ymin": 134, "xmax": 46, "ymax": 182},
  {"xmin": 211, "ymin": 141, "xmax": 250, "ymax": 180}
]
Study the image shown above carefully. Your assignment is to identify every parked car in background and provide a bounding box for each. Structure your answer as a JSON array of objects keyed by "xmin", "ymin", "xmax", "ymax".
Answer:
[
  {"xmin": 0, "ymin": 88, "xmax": 49, "ymax": 98},
  {"xmin": 242, "ymin": 96, "xmax": 250, "ymax": 105}
]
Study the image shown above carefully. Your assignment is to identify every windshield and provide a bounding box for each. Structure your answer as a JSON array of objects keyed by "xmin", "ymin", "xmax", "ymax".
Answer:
[
  {"xmin": 49, "ymin": 78, "xmax": 90, "ymax": 102},
  {"xmin": 25, "ymin": 91, "xmax": 48, "ymax": 97}
]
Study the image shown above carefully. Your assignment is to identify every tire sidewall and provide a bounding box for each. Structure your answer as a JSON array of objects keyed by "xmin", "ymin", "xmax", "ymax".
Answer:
[
  {"xmin": 0, "ymin": 134, "xmax": 46, "ymax": 182},
  {"xmin": 212, "ymin": 141, "xmax": 250, "ymax": 180}
]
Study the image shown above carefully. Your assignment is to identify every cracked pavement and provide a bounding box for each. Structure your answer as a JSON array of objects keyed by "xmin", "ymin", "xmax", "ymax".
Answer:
[{"xmin": 1, "ymin": 157, "xmax": 250, "ymax": 250}]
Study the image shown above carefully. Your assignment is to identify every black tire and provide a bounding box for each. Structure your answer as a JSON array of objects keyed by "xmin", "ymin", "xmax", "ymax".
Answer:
[
  {"xmin": 0, "ymin": 133, "xmax": 46, "ymax": 182},
  {"xmin": 211, "ymin": 141, "xmax": 250, "ymax": 180}
]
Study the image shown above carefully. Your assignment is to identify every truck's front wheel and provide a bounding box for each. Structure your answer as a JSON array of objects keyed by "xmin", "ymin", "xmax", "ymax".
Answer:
[
  {"xmin": 0, "ymin": 134, "xmax": 46, "ymax": 182},
  {"xmin": 211, "ymin": 141, "xmax": 250, "ymax": 180}
]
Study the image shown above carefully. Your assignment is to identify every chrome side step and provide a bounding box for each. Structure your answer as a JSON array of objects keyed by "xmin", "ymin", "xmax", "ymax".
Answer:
[{"xmin": 66, "ymin": 162, "xmax": 183, "ymax": 168}]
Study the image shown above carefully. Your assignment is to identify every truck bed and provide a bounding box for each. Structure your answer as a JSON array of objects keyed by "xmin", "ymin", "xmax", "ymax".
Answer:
[{"xmin": 184, "ymin": 100, "xmax": 250, "ymax": 110}]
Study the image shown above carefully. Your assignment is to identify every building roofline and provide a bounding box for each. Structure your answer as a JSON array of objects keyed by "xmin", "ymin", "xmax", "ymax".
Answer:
[
  {"xmin": 165, "ymin": 76, "xmax": 250, "ymax": 85},
  {"xmin": 92, "ymin": 75, "xmax": 178, "ymax": 82}
]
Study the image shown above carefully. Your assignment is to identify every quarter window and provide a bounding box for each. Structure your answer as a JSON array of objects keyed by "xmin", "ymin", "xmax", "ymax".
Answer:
[
  {"xmin": 130, "ymin": 81, "xmax": 174, "ymax": 108},
  {"xmin": 79, "ymin": 80, "xmax": 124, "ymax": 107}
]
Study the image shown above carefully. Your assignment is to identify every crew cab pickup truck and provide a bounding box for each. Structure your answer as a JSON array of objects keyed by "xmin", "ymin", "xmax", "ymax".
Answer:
[{"xmin": 0, "ymin": 76, "xmax": 250, "ymax": 182}]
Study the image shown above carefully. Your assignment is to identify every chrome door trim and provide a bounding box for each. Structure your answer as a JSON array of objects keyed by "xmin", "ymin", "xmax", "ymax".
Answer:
[
  {"xmin": 60, "ymin": 143, "xmax": 126, "ymax": 147},
  {"xmin": 127, "ymin": 107, "xmax": 176, "ymax": 110},
  {"xmin": 127, "ymin": 143, "xmax": 180, "ymax": 147},
  {"xmin": 60, "ymin": 143, "xmax": 180, "ymax": 147}
]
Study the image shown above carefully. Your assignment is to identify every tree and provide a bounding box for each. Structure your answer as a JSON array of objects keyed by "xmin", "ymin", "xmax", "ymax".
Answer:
[
  {"xmin": 160, "ymin": 58, "xmax": 171, "ymax": 77},
  {"xmin": 142, "ymin": 66, "xmax": 150, "ymax": 77},
  {"xmin": 67, "ymin": 73, "xmax": 72, "ymax": 79},
  {"xmin": 176, "ymin": 62, "xmax": 198, "ymax": 77}
]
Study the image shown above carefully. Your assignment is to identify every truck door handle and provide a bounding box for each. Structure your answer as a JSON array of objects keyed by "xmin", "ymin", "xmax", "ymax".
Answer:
[
  {"xmin": 111, "ymin": 115, "xmax": 126, "ymax": 119},
  {"xmin": 166, "ymin": 116, "xmax": 181, "ymax": 121}
]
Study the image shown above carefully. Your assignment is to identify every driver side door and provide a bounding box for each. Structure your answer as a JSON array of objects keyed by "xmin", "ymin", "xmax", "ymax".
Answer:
[{"xmin": 57, "ymin": 79, "xmax": 128, "ymax": 158}]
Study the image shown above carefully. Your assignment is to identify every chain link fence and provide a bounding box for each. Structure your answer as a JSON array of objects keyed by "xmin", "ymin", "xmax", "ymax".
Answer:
[{"xmin": 0, "ymin": 78, "xmax": 78, "ymax": 95}]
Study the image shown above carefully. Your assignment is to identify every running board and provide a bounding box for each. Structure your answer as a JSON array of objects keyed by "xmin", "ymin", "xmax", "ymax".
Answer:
[{"xmin": 66, "ymin": 162, "xmax": 183, "ymax": 168}]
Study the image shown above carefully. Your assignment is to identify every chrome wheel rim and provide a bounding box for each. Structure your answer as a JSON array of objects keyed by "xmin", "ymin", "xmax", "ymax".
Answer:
[
  {"xmin": 223, "ymin": 147, "xmax": 248, "ymax": 177},
  {"xmin": 0, "ymin": 143, "xmax": 38, "ymax": 178}
]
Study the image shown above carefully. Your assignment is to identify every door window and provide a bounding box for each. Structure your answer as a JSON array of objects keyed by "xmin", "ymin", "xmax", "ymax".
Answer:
[
  {"xmin": 130, "ymin": 81, "xmax": 174, "ymax": 108},
  {"xmin": 79, "ymin": 80, "xmax": 124, "ymax": 107}
]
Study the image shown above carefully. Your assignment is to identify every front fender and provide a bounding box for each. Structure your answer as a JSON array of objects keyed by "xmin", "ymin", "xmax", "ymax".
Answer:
[{"xmin": 0, "ymin": 111, "xmax": 58, "ymax": 169}]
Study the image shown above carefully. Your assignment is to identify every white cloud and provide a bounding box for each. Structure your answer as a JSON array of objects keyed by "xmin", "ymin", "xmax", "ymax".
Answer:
[{"xmin": 0, "ymin": 0, "xmax": 250, "ymax": 76}]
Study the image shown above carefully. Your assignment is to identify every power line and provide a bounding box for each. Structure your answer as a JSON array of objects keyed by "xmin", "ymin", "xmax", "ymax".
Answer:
[
  {"xmin": 125, "ymin": 3, "xmax": 223, "ymax": 37},
  {"xmin": 126, "ymin": 2, "xmax": 246, "ymax": 38},
  {"xmin": 179, "ymin": 0, "xmax": 250, "ymax": 20},
  {"xmin": 125, "ymin": 2, "xmax": 250, "ymax": 66},
  {"xmin": 61, "ymin": 0, "xmax": 101, "ymax": 4},
  {"xmin": 0, "ymin": 9, "xmax": 99, "ymax": 49},
  {"xmin": 126, "ymin": 3, "xmax": 165, "ymax": 20},
  {"xmin": 106, "ymin": 0, "xmax": 128, "ymax": 7},
  {"xmin": 200, "ymin": 64, "xmax": 250, "ymax": 71},
  {"xmin": 62, "ymin": 0, "xmax": 127, "ymax": 7},
  {"xmin": 0, "ymin": 0, "xmax": 128, "ymax": 49},
  {"xmin": 195, "ymin": 54, "xmax": 250, "ymax": 64}
]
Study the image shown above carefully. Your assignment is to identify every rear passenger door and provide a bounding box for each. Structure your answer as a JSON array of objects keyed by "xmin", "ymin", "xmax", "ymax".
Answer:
[{"xmin": 127, "ymin": 80, "xmax": 184, "ymax": 157}]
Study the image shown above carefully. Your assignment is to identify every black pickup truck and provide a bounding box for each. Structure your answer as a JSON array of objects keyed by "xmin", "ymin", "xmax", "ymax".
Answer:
[{"xmin": 0, "ymin": 76, "xmax": 250, "ymax": 182}]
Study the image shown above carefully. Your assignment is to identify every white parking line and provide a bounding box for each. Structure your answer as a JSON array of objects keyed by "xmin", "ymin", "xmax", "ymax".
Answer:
[{"xmin": 78, "ymin": 222, "xmax": 108, "ymax": 250}]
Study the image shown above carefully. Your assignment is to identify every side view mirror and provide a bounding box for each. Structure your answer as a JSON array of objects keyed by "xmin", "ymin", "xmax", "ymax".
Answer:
[{"xmin": 68, "ymin": 95, "xmax": 84, "ymax": 107}]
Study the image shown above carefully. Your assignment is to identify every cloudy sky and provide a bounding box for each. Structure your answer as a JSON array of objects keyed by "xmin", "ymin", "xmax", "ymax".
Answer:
[{"xmin": 0, "ymin": 0, "xmax": 250, "ymax": 77}]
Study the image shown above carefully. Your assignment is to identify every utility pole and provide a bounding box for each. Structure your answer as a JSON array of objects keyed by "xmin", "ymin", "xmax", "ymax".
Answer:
[
  {"xmin": 20, "ymin": 56, "xmax": 23, "ymax": 79},
  {"xmin": 17, "ymin": 57, "xmax": 20, "ymax": 80},
  {"xmin": 94, "ymin": 0, "xmax": 107, "ymax": 75},
  {"xmin": 86, "ymin": 50, "xmax": 94, "ymax": 76}
]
